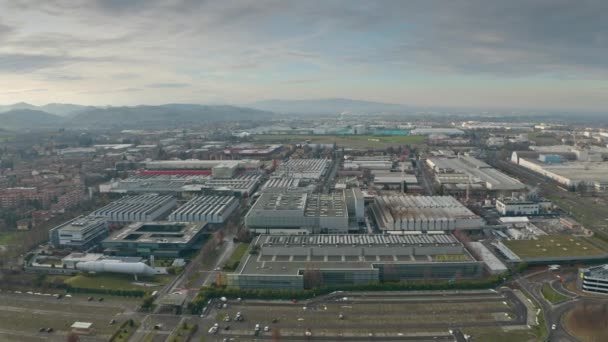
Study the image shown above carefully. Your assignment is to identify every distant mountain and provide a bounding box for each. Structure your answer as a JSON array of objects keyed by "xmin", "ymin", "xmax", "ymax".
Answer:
[
  {"xmin": 0, "ymin": 102, "xmax": 89, "ymax": 117},
  {"xmin": 0, "ymin": 109, "xmax": 64, "ymax": 130},
  {"xmin": 251, "ymin": 98, "xmax": 408, "ymax": 115},
  {"xmin": 67, "ymin": 104, "xmax": 275, "ymax": 129}
]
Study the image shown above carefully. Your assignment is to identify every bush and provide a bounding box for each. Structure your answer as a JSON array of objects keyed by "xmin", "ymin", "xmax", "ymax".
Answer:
[{"xmin": 186, "ymin": 274, "xmax": 507, "ymax": 314}]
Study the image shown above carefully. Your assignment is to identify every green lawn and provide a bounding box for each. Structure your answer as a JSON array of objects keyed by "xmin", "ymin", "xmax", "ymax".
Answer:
[
  {"xmin": 503, "ymin": 235, "xmax": 607, "ymax": 259},
  {"xmin": 65, "ymin": 273, "xmax": 172, "ymax": 292},
  {"xmin": 548, "ymin": 195, "xmax": 608, "ymax": 230},
  {"xmin": 541, "ymin": 283, "xmax": 569, "ymax": 304},
  {"xmin": 223, "ymin": 243, "xmax": 249, "ymax": 271},
  {"xmin": 253, "ymin": 134, "xmax": 425, "ymax": 148},
  {"xmin": 528, "ymin": 132, "xmax": 561, "ymax": 146},
  {"xmin": 0, "ymin": 231, "xmax": 24, "ymax": 245},
  {"xmin": 111, "ymin": 321, "xmax": 139, "ymax": 342}
]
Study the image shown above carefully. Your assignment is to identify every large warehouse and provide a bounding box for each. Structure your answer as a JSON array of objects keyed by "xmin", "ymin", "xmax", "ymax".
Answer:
[
  {"xmin": 426, "ymin": 156, "xmax": 526, "ymax": 195},
  {"xmin": 372, "ymin": 195, "xmax": 484, "ymax": 232},
  {"xmin": 167, "ymin": 195, "xmax": 239, "ymax": 223},
  {"xmin": 91, "ymin": 194, "xmax": 176, "ymax": 223},
  {"xmin": 511, "ymin": 151, "xmax": 608, "ymax": 191},
  {"xmin": 49, "ymin": 216, "xmax": 109, "ymax": 251},
  {"xmin": 245, "ymin": 189, "xmax": 364, "ymax": 234},
  {"xmin": 226, "ymin": 234, "xmax": 483, "ymax": 290},
  {"xmin": 274, "ymin": 159, "xmax": 331, "ymax": 180},
  {"xmin": 102, "ymin": 221, "xmax": 207, "ymax": 257}
]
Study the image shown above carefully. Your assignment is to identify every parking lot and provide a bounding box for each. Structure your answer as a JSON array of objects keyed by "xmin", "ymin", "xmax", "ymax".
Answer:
[
  {"xmin": 0, "ymin": 290, "xmax": 139, "ymax": 342},
  {"xmin": 199, "ymin": 289, "xmax": 534, "ymax": 341}
]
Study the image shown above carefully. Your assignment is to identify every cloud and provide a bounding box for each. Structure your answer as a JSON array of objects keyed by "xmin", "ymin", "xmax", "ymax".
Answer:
[{"xmin": 146, "ymin": 83, "xmax": 191, "ymax": 89}]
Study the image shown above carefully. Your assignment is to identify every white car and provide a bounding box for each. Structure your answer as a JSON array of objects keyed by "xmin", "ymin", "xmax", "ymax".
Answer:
[
  {"xmin": 264, "ymin": 326, "xmax": 270, "ymax": 332},
  {"xmin": 551, "ymin": 324, "xmax": 557, "ymax": 330}
]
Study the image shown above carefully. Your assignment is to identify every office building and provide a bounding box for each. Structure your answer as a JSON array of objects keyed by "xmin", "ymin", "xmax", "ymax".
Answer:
[{"xmin": 49, "ymin": 216, "xmax": 109, "ymax": 251}]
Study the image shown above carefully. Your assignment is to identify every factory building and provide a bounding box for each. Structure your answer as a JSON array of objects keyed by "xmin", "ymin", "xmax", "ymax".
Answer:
[
  {"xmin": 91, "ymin": 194, "xmax": 176, "ymax": 223},
  {"xmin": 261, "ymin": 177, "xmax": 312, "ymax": 193},
  {"xmin": 144, "ymin": 159, "xmax": 260, "ymax": 171},
  {"xmin": 426, "ymin": 156, "xmax": 526, "ymax": 196},
  {"xmin": 168, "ymin": 195, "xmax": 239, "ymax": 223},
  {"xmin": 371, "ymin": 195, "xmax": 484, "ymax": 232},
  {"xmin": 578, "ymin": 265, "xmax": 608, "ymax": 295},
  {"xmin": 226, "ymin": 234, "xmax": 483, "ymax": 290},
  {"xmin": 245, "ymin": 189, "xmax": 364, "ymax": 234},
  {"xmin": 511, "ymin": 151, "xmax": 608, "ymax": 191},
  {"xmin": 274, "ymin": 159, "xmax": 330, "ymax": 180},
  {"xmin": 49, "ymin": 216, "xmax": 109, "ymax": 251},
  {"xmin": 495, "ymin": 198, "xmax": 547, "ymax": 216},
  {"xmin": 99, "ymin": 175, "xmax": 209, "ymax": 194},
  {"xmin": 102, "ymin": 221, "xmax": 207, "ymax": 257}
]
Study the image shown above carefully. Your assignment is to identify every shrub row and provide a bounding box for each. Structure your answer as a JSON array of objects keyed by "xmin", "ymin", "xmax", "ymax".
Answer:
[{"xmin": 187, "ymin": 275, "xmax": 506, "ymax": 314}]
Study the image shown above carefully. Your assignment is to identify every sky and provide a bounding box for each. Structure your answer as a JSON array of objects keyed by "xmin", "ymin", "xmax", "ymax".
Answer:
[{"xmin": 0, "ymin": 0, "xmax": 607, "ymax": 111}]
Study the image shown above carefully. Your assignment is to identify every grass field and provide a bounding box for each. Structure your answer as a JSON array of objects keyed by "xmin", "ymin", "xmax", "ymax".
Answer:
[
  {"xmin": 527, "ymin": 132, "xmax": 561, "ymax": 146},
  {"xmin": 253, "ymin": 134, "xmax": 425, "ymax": 148},
  {"xmin": 223, "ymin": 243, "xmax": 249, "ymax": 271},
  {"xmin": 502, "ymin": 235, "xmax": 607, "ymax": 259},
  {"xmin": 0, "ymin": 231, "xmax": 25, "ymax": 245},
  {"xmin": 564, "ymin": 303, "xmax": 608, "ymax": 342},
  {"xmin": 549, "ymin": 195, "xmax": 608, "ymax": 230},
  {"xmin": 541, "ymin": 283, "xmax": 569, "ymax": 304},
  {"xmin": 65, "ymin": 273, "xmax": 172, "ymax": 292}
]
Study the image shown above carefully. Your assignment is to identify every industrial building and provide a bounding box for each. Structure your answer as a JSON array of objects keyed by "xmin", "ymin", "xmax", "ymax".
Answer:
[
  {"xmin": 274, "ymin": 159, "xmax": 330, "ymax": 180},
  {"xmin": 261, "ymin": 177, "xmax": 312, "ymax": 193},
  {"xmin": 102, "ymin": 221, "xmax": 207, "ymax": 257},
  {"xmin": 426, "ymin": 156, "xmax": 526, "ymax": 195},
  {"xmin": 343, "ymin": 156, "xmax": 395, "ymax": 171},
  {"xmin": 578, "ymin": 265, "xmax": 608, "ymax": 295},
  {"xmin": 372, "ymin": 172, "xmax": 419, "ymax": 191},
  {"xmin": 245, "ymin": 189, "xmax": 364, "ymax": 234},
  {"xmin": 143, "ymin": 159, "xmax": 261, "ymax": 171},
  {"xmin": 49, "ymin": 216, "xmax": 109, "ymax": 251},
  {"xmin": 167, "ymin": 195, "xmax": 239, "ymax": 223},
  {"xmin": 496, "ymin": 198, "xmax": 540, "ymax": 216},
  {"xmin": 99, "ymin": 173, "xmax": 262, "ymax": 196},
  {"xmin": 99, "ymin": 175, "xmax": 209, "ymax": 194},
  {"xmin": 511, "ymin": 151, "xmax": 608, "ymax": 191},
  {"xmin": 372, "ymin": 195, "xmax": 484, "ymax": 232},
  {"xmin": 226, "ymin": 234, "xmax": 483, "ymax": 290},
  {"xmin": 91, "ymin": 194, "xmax": 176, "ymax": 223}
]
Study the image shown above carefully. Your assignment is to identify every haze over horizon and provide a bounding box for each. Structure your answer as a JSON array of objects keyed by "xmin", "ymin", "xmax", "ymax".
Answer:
[{"xmin": 1, "ymin": 0, "xmax": 607, "ymax": 111}]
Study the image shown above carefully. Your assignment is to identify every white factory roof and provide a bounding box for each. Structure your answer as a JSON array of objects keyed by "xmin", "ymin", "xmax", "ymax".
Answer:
[
  {"xmin": 427, "ymin": 156, "xmax": 525, "ymax": 191},
  {"xmin": 274, "ymin": 159, "xmax": 330, "ymax": 180}
]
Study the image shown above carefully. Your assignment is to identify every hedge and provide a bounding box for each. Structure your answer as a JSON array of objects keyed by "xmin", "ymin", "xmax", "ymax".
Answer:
[{"xmin": 187, "ymin": 274, "xmax": 507, "ymax": 314}]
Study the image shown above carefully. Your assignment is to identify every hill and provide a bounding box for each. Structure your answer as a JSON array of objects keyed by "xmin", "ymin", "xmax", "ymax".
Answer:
[
  {"xmin": 0, "ymin": 109, "xmax": 64, "ymax": 130},
  {"xmin": 67, "ymin": 104, "xmax": 275, "ymax": 129},
  {"xmin": 251, "ymin": 98, "xmax": 408, "ymax": 115},
  {"xmin": 0, "ymin": 102, "xmax": 89, "ymax": 117}
]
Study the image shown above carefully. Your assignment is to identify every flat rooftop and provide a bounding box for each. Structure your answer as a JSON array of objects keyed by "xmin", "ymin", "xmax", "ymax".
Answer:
[
  {"xmin": 520, "ymin": 158, "xmax": 608, "ymax": 183},
  {"xmin": 55, "ymin": 216, "xmax": 106, "ymax": 233},
  {"xmin": 236, "ymin": 234, "xmax": 472, "ymax": 276},
  {"xmin": 428, "ymin": 156, "xmax": 525, "ymax": 191},
  {"xmin": 104, "ymin": 221, "xmax": 205, "ymax": 244},
  {"xmin": 501, "ymin": 235, "xmax": 608, "ymax": 260}
]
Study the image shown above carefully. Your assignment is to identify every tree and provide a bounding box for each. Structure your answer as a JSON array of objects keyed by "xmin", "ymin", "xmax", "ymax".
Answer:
[{"xmin": 66, "ymin": 332, "xmax": 80, "ymax": 342}]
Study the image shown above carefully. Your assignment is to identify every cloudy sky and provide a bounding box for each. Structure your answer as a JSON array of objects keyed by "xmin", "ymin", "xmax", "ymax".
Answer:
[{"xmin": 0, "ymin": 0, "xmax": 607, "ymax": 111}]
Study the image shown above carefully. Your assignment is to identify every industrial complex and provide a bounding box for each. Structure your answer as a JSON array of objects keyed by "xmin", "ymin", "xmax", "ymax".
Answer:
[
  {"xmin": 426, "ymin": 155, "xmax": 526, "ymax": 195},
  {"xmin": 371, "ymin": 195, "xmax": 484, "ymax": 232},
  {"xmin": 102, "ymin": 221, "xmax": 207, "ymax": 257},
  {"xmin": 49, "ymin": 215, "xmax": 109, "ymax": 251},
  {"xmin": 244, "ymin": 189, "xmax": 364, "ymax": 234},
  {"xmin": 167, "ymin": 195, "xmax": 239, "ymax": 224},
  {"xmin": 91, "ymin": 193, "xmax": 176, "ymax": 223},
  {"xmin": 226, "ymin": 233, "xmax": 483, "ymax": 290}
]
